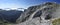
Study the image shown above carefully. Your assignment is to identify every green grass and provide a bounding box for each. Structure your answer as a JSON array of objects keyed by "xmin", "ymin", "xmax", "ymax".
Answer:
[{"xmin": 52, "ymin": 18, "xmax": 60, "ymax": 25}]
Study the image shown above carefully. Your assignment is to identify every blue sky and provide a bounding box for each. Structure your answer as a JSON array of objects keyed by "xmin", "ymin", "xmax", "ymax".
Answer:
[{"xmin": 0, "ymin": 0, "xmax": 60, "ymax": 9}]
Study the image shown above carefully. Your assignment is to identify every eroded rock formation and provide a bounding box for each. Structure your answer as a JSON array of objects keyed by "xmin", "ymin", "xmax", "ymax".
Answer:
[
  {"xmin": 0, "ymin": 2, "xmax": 60, "ymax": 25},
  {"xmin": 16, "ymin": 2, "xmax": 60, "ymax": 25}
]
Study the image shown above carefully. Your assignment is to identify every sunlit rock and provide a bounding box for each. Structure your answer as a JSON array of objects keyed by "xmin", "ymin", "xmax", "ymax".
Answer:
[{"xmin": 16, "ymin": 2, "xmax": 60, "ymax": 25}]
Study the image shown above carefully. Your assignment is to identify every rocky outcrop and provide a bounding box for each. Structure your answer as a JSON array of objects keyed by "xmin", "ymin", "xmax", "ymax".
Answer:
[
  {"xmin": 0, "ymin": 2, "xmax": 59, "ymax": 25},
  {"xmin": 16, "ymin": 2, "xmax": 60, "ymax": 25}
]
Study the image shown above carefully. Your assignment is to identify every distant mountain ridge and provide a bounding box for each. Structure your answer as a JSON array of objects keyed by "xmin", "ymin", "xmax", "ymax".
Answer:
[{"xmin": 0, "ymin": 9, "xmax": 23, "ymax": 23}]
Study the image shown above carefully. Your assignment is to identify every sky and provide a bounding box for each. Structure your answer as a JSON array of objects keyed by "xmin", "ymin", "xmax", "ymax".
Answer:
[{"xmin": 0, "ymin": 0, "xmax": 60, "ymax": 10}]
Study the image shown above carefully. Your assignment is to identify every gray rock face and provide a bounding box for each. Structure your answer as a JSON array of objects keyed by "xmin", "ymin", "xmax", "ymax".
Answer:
[
  {"xmin": 15, "ymin": 2, "xmax": 57, "ymax": 25},
  {"xmin": 2, "ymin": 2, "xmax": 60, "ymax": 25}
]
